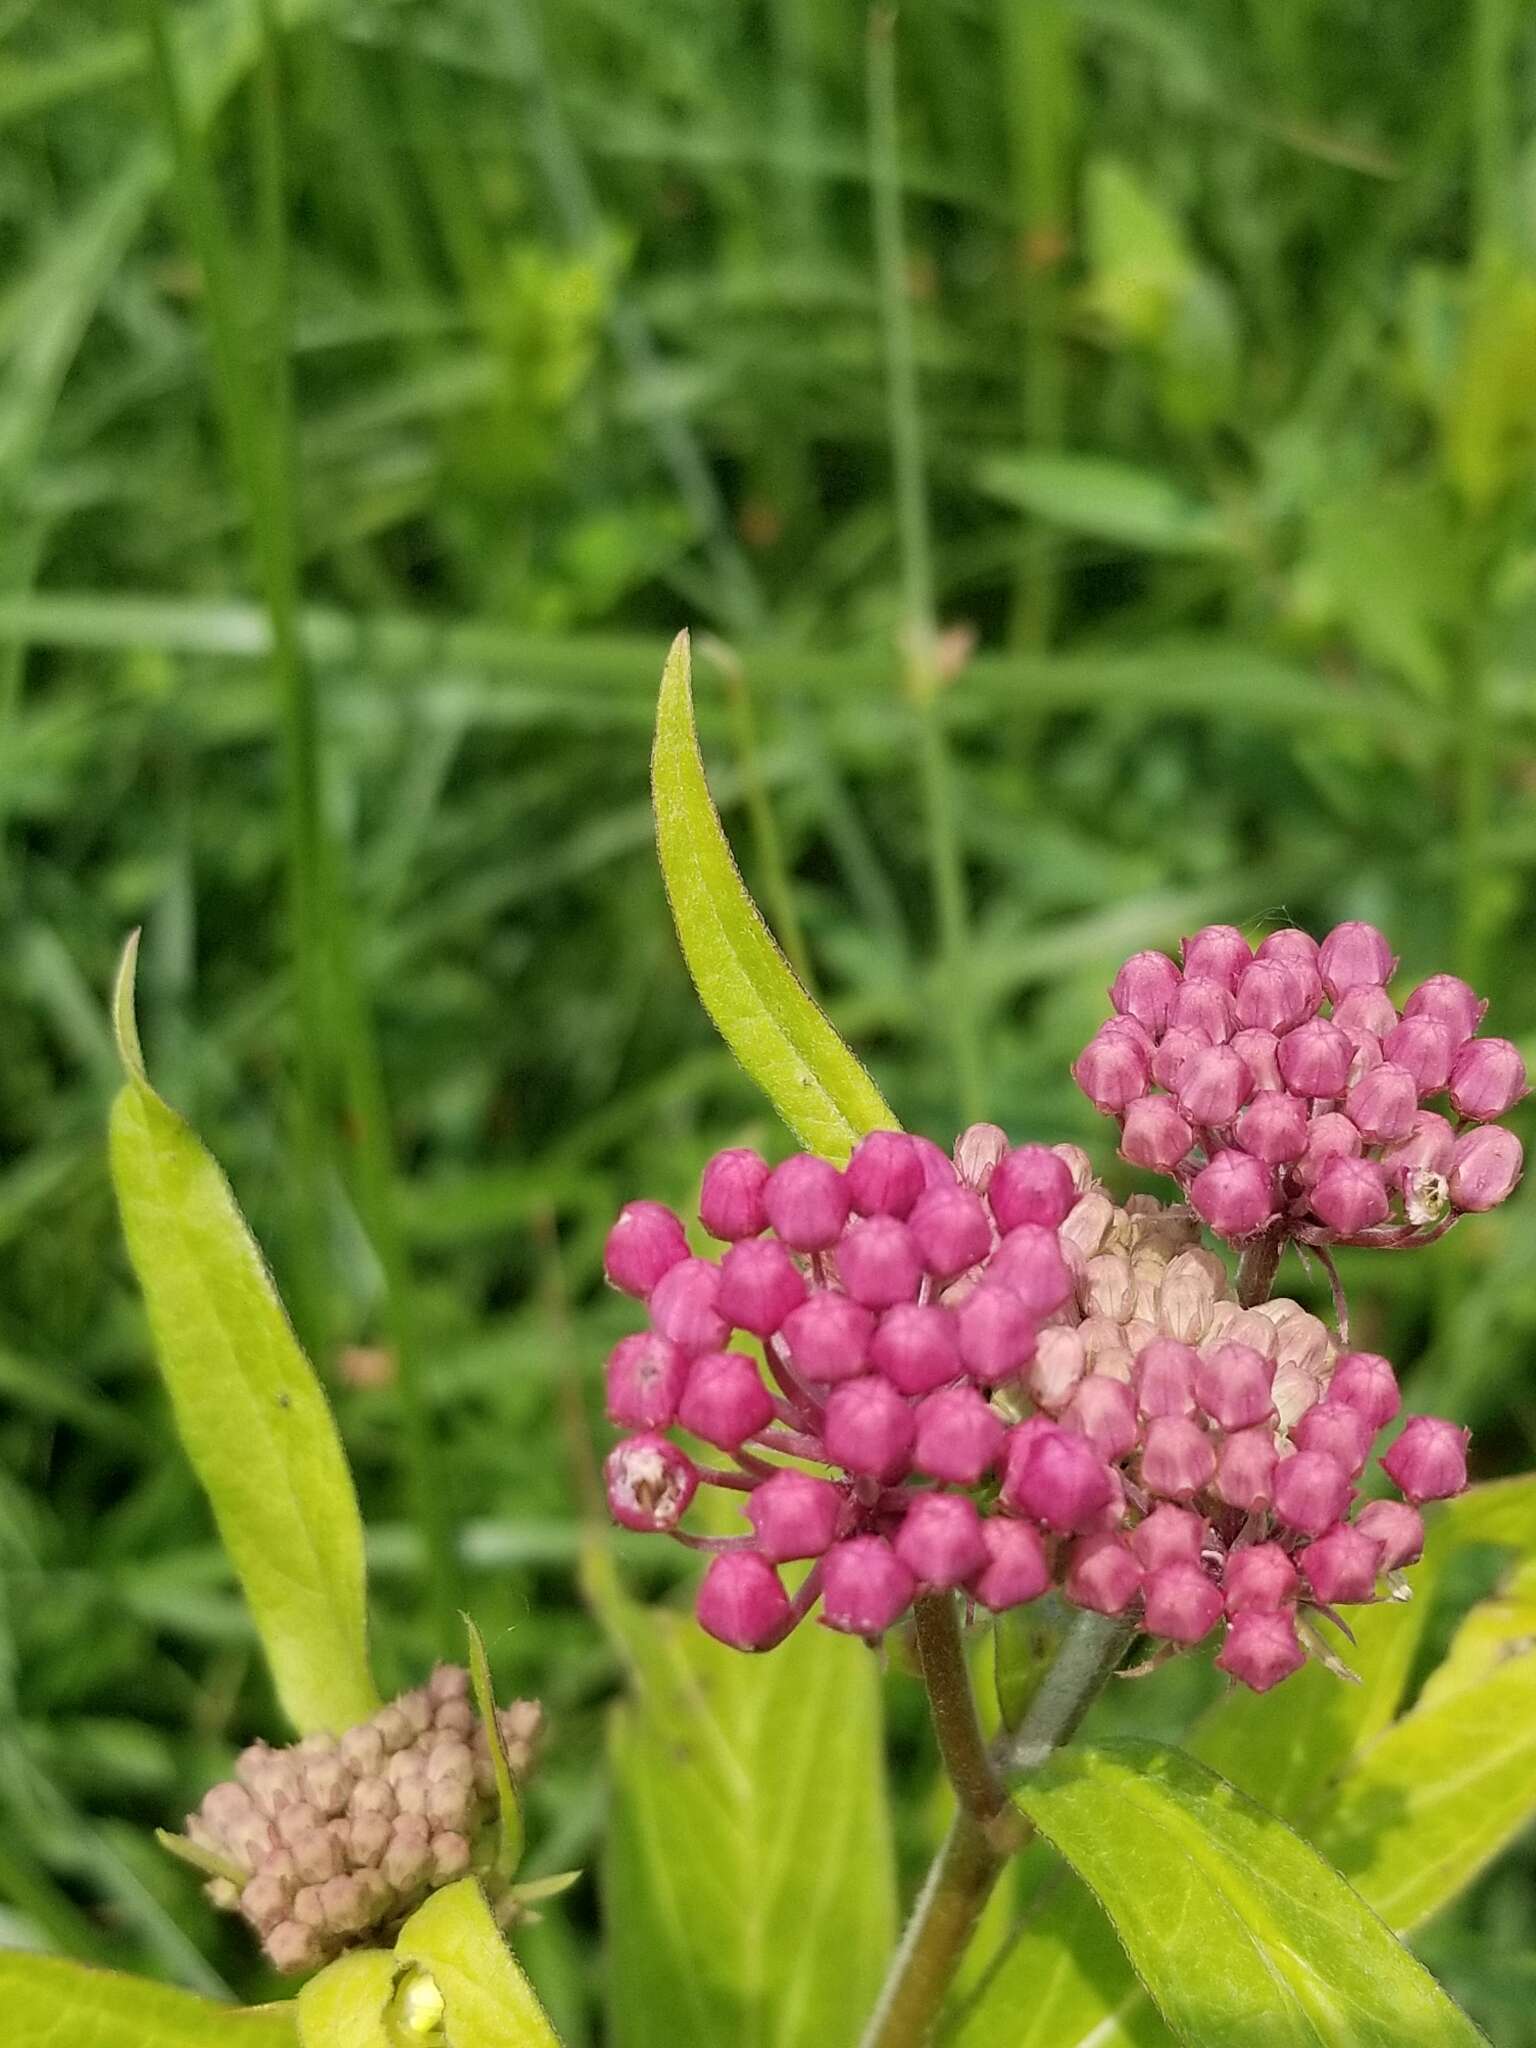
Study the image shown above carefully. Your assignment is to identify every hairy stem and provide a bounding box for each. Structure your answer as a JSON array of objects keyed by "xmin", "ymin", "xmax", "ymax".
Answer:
[
  {"xmin": 859, "ymin": 1610, "xmax": 1134, "ymax": 2048},
  {"xmin": 1236, "ymin": 1226, "xmax": 1284, "ymax": 1309},
  {"xmin": 911, "ymin": 1595, "xmax": 1017, "ymax": 1836}
]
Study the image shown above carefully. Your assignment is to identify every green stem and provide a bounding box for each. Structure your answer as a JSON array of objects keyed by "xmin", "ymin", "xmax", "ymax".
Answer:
[
  {"xmin": 911, "ymin": 1595, "xmax": 1016, "ymax": 1836},
  {"xmin": 867, "ymin": 8, "xmax": 984, "ymax": 1126},
  {"xmin": 860, "ymin": 1611, "xmax": 1134, "ymax": 2048}
]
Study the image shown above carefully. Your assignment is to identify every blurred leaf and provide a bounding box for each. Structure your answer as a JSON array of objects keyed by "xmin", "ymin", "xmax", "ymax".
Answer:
[
  {"xmin": 1440, "ymin": 256, "xmax": 1536, "ymax": 514},
  {"xmin": 1007, "ymin": 1741, "xmax": 1482, "ymax": 2047},
  {"xmin": 594, "ymin": 1551, "xmax": 895, "ymax": 2048},
  {"xmin": 107, "ymin": 935, "xmax": 377, "ymax": 1734},
  {"xmin": 651, "ymin": 630, "xmax": 896, "ymax": 1162},
  {"xmin": 394, "ymin": 1878, "xmax": 562, "ymax": 2046},
  {"xmin": 0, "ymin": 1954, "xmax": 295, "ymax": 2047},
  {"xmin": 297, "ymin": 1951, "xmax": 398, "ymax": 2048},
  {"xmin": 1298, "ymin": 483, "xmax": 1469, "ymax": 696},
  {"xmin": 976, "ymin": 453, "xmax": 1236, "ymax": 557}
]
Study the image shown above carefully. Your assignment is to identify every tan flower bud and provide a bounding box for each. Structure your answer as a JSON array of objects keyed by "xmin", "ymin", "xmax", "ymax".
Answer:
[
  {"xmin": 432, "ymin": 1698, "xmax": 476, "ymax": 1740},
  {"xmin": 318, "ymin": 1875, "xmax": 373, "ymax": 1936},
  {"xmin": 429, "ymin": 1663, "xmax": 472, "ymax": 1706},
  {"xmin": 1082, "ymin": 1252, "xmax": 1135, "ymax": 1322},
  {"xmin": 275, "ymin": 1803, "xmax": 322, "ymax": 1848},
  {"xmin": 429, "ymin": 1833, "xmax": 472, "ymax": 1885},
  {"xmin": 292, "ymin": 1885, "xmax": 328, "ymax": 1931},
  {"xmin": 426, "ymin": 1740, "xmax": 474, "ymax": 1787},
  {"xmin": 239, "ymin": 1874, "xmax": 291, "ymax": 1934},
  {"xmin": 348, "ymin": 1777, "xmax": 396, "ymax": 1822},
  {"xmin": 291, "ymin": 1829, "xmax": 343, "ymax": 1887},
  {"xmin": 1052, "ymin": 1144, "xmax": 1095, "ymax": 1193},
  {"xmin": 266, "ymin": 1921, "xmax": 323, "ymax": 1974},
  {"xmin": 302, "ymin": 1758, "xmax": 353, "ymax": 1820},
  {"xmin": 1060, "ymin": 1190, "xmax": 1115, "ymax": 1260},
  {"xmin": 954, "ymin": 1122, "xmax": 1009, "ymax": 1192},
  {"xmin": 372, "ymin": 1705, "xmax": 413, "ymax": 1754},
  {"xmin": 347, "ymin": 1814, "xmax": 391, "ymax": 1869},
  {"xmin": 340, "ymin": 1725, "xmax": 386, "ymax": 1776},
  {"xmin": 398, "ymin": 1690, "xmax": 432, "ymax": 1738}
]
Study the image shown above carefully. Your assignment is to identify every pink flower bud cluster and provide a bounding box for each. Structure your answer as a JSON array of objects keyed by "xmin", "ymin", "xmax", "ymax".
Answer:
[
  {"xmin": 600, "ymin": 1138, "xmax": 1469, "ymax": 1690},
  {"xmin": 184, "ymin": 1667, "xmax": 541, "ymax": 1974},
  {"xmin": 1073, "ymin": 924, "xmax": 1525, "ymax": 1246}
]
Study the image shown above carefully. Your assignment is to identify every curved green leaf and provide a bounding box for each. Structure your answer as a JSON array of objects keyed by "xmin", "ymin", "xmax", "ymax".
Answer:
[
  {"xmin": 393, "ymin": 1879, "xmax": 562, "ymax": 2046},
  {"xmin": 651, "ymin": 630, "xmax": 896, "ymax": 1162},
  {"xmin": 594, "ymin": 1549, "xmax": 895, "ymax": 2048},
  {"xmin": 297, "ymin": 1952, "xmax": 399, "ymax": 2048},
  {"xmin": 0, "ymin": 1954, "xmax": 295, "ymax": 2048},
  {"xmin": 1010, "ymin": 1741, "xmax": 1482, "ymax": 2048},
  {"xmin": 108, "ymin": 934, "xmax": 377, "ymax": 1734}
]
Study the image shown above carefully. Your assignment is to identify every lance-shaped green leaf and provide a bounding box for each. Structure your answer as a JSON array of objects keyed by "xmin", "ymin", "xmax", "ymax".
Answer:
[
  {"xmin": 465, "ymin": 1612, "xmax": 524, "ymax": 1886},
  {"xmin": 393, "ymin": 1878, "xmax": 562, "ymax": 2046},
  {"xmin": 593, "ymin": 1548, "xmax": 896, "ymax": 2048},
  {"xmin": 297, "ymin": 1951, "xmax": 399, "ymax": 2048},
  {"xmin": 0, "ymin": 1953, "xmax": 296, "ymax": 2048},
  {"xmin": 651, "ymin": 630, "xmax": 897, "ymax": 1162},
  {"xmin": 108, "ymin": 934, "xmax": 377, "ymax": 1733},
  {"xmin": 1009, "ymin": 1741, "xmax": 1483, "ymax": 2048}
]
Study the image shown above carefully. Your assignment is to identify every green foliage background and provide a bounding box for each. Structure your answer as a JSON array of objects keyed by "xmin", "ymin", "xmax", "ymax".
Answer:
[{"xmin": 1, "ymin": 0, "xmax": 1534, "ymax": 2039}]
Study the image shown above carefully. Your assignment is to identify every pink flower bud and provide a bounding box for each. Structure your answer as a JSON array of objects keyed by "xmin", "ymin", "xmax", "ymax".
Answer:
[
  {"xmin": 913, "ymin": 1384, "xmax": 1006, "ymax": 1484},
  {"xmin": 1169, "ymin": 977, "xmax": 1238, "ymax": 1043},
  {"xmin": 1118, "ymin": 1096, "xmax": 1195, "ymax": 1173},
  {"xmin": 955, "ymin": 1284, "xmax": 1037, "ymax": 1387},
  {"xmin": 1309, "ymin": 1155, "xmax": 1389, "ymax": 1235},
  {"xmin": 605, "ymin": 1434, "xmax": 698, "ymax": 1531},
  {"xmin": 764, "ymin": 1154, "xmax": 850, "ymax": 1250},
  {"xmin": 1383, "ymin": 1016, "xmax": 1456, "ymax": 1094},
  {"xmin": 1143, "ymin": 1560, "xmax": 1224, "ymax": 1643},
  {"xmin": 990, "ymin": 1225, "xmax": 1074, "ymax": 1316},
  {"xmin": 1293, "ymin": 1399, "xmax": 1374, "ymax": 1478},
  {"xmin": 1189, "ymin": 1150, "xmax": 1277, "ymax": 1238},
  {"xmin": 697, "ymin": 1552, "xmax": 791, "ymax": 1650},
  {"xmin": 1140, "ymin": 1416, "xmax": 1217, "ymax": 1500},
  {"xmin": 908, "ymin": 1185, "xmax": 992, "ymax": 1281},
  {"xmin": 1217, "ymin": 1610, "xmax": 1306, "ymax": 1692},
  {"xmin": 649, "ymin": 1256, "xmax": 730, "ymax": 1355},
  {"xmin": 1195, "ymin": 1341, "xmax": 1276, "ymax": 1431},
  {"xmin": 781, "ymin": 1292, "xmax": 874, "ymax": 1383},
  {"xmin": 820, "ymin": 1536, "xmax": 915, "ymax": 1636},
  {"xmin": 1272, "ymin": 1449, "xmax": 1352, "ymax": 1535},
  {"xmin": 1111, "ymin": 949, "xmax": 1182, "ymax": 1033},
  {"xmin": 1332, "ymin": 986, "xmax": 1396, "ymax": 1043},
  {"xmin": 1257, "ymin": 928, "xmax": 1321, "ymax": 974},
  {"xmin": 1403, "ymin": 973, "xmax": 1486, "ymax": 1045},
  {"xmin": 1134, "ymin": 1338, "xmax": 1199, "ymax": 1419},
  {"xmin": 1327, "ymin": 1351, "xmax": 1400, "ymax": 1430},
  {"xmin": 1276, "ymin": 1018, "xmax": 1353, "ymax": 1099},
  {"xmin": 1002, "ymin": 1419, "xmax": 1117, "ymax": 1532},
  {"xmin": 871, "ymin": 1303, "xmax": 963, "ymax": 1396},
  {"xmin": 1355, "ymin": 1498, "xmax": 1425, "ymax": 1570},
  {"xmin": 716, "ymin": 1238, "xmax": 807, "ymax": 1337},
  {"xmin": 894, "ymin": 1493, "xmax": 988, "ymax": 1588},
  {"xmin": 1295, "ymin": 1111, "xmax": 1362, "ymax": 1189},
  {"xmin": 1029, "ymin": 1326, "xmax": 1086, "ymax": 1412},
  {"xmin": 1236, "ymin": 1090, "xmax": 1309, "ymax": 1163},
  {"xmin": 1449, "ymin": 1037, "xmax": 1528, "ymax": 1120},
  {"xmin": 911, "ymin": 1136, "xmax": 959, "ymax": 1189},
  {"xmin": 1152, "ymin": 1026, "xmax": 1214, "ymax": 1093},
  {"xmin": 1223, "ymin": 1541, "xmax": 1298, "ymax": 1613},
  {"xmin": 970, "ymin": 1516, "xmax": 1051, "ymax": 1610},
  {"xmin": 745, "ymin": 1471, "xmax": 842, "ymax": 1561},
  {"xmin": 953, "ymin": 1123, "xmax": 1009, "ymax": 1193},
  {"xmin": 1381, "ymin": 1110, "xmax": 1456, "ymax": 1184},
  {"xmin": 1214, "ymin": 1426, "xmax": 1278, "ymax": 1512},
  {"xmin": 989, "ymin": 1144, "xmax": 1078, "ymax": 1230},
  {"xmin": 1065, "ymin": 1533, "xmax": 1144, "ymax": 1615},
  {"xmin": 1380, "ymin": 1416, "xmax": 1470, "ymax": 1503},
  {"xmin": 822, "ymin": 1376, "xmax": 916, "ymax": 1481},
  {"xmin": 1345, "ymin": 1062, "xmax": 1419, "ymax": 1144},
  {"xmin": 1319, "ymin": 920, "xmax": 1396, "ymax": 999},
  {"xmin": 1301, "ymin": 1521, "xmax": 1383, "ymax": 1606},
  {"xmin": 845, "ymin": 1131, "xmax": 925, "ymax": 1218},
  {"xmin": 677, "ymin": 1351, "xmax": 775, "ymax": 1451},
  {"xmin": 1064, "ymin": 1374, "xmax": 1139, "ymax": 1461},
  {"xmin": 1449, "ymin": 1125, "xmax": 1524, "ymax": 1212},
  {"xmin": 698, "ymin": 1148, "xmax": 770, "ymax": 1241},
  {"xmin": 605, "ymin": 1333, "xmax": 689, "ymax": 1432},
  {"xmin": 1177, "ymin": 1045, "xmax": 1253, "ymax": 1126},
  {"xmin": 604, "ymin": 1201, "xmax": 689, "ymax": 1298},
  {"xmin": 1235, "ymin": 959, "xmax": 1314, "ymax": 1035},
  {"xmin": 1130, "ymin": 1504, "xmax": 1206, "ymax": 1572},
  {"xmin": 1230, "ymin": 1028, "xmax": 1283, "ymax": 1093},
  {"xmin": 837, "ymin": 1216, "xmax": 923, "ymax": 1308},
  {"xmin": 1073, "ymin": 1029, "xmax": 1150, "ymax": 1113},
  {"xmin": 1182, "ymin": 924, "xmax": 1253, "ymax": 991}
]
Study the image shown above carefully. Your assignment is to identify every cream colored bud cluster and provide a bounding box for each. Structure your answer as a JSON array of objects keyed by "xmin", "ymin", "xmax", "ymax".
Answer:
[
  {"xmin": 187, "ymin": 1665, "xmax": 541, "ymax": 1974},
  {"xmin": 1038, "ymin": 1150, "xmax": 1336, "ymax": 1434}
]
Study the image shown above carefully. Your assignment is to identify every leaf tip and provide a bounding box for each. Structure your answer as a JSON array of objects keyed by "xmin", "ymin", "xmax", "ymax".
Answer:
[{"xmin": 111, "ymin": 929, "xmax": 149, "ymax": 1088}]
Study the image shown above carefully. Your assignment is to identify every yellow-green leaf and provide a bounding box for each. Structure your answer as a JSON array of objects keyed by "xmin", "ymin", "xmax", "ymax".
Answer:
[
  {"xmin": 1011, "ymin": 1742, "xmax": 1482, "ymax": 2048},
  {"xmin": 651, "ymin": 630, "xmax": 896, "ymax": 1162},
  {"xmin": 394, "ymin": 1879, "xmax": 562, "ymax": 2047},
  {"xmin": 0, "ymin": 1953, "xmax": 295, "ymax": 2048},
  {"xmin": 108, "ymin": 934, "xmax": 377, "ymax": 1734},
  {"xmin": 297, "ymin": 1951, "xmax": 399, "ymax": 2048}
]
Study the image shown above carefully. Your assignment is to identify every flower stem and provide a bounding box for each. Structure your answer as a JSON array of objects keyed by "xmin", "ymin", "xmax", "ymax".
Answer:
[
  {"xmin": 1236, "ymin": 1226, "xmax": 1284, "ymax": 1309},
  {"xmin": 910, "ymin": 1595, "xmax": 1017, "ymax": 1837},
  {"xmin": 859, "ymin": 1610, "xmax": 1134, "ymax": 2048}
]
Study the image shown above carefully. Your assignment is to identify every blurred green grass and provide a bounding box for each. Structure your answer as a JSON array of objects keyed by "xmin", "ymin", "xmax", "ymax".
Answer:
[{"xmin": 1, "ymin": 0, "xmax": 1534, "ymax": 2037}]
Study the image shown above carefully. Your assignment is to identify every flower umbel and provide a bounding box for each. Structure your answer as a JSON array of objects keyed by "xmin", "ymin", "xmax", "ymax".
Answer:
[{"xmin": 601, "ymin": 1118, "xmax": 1469, "ymax": 1691}]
